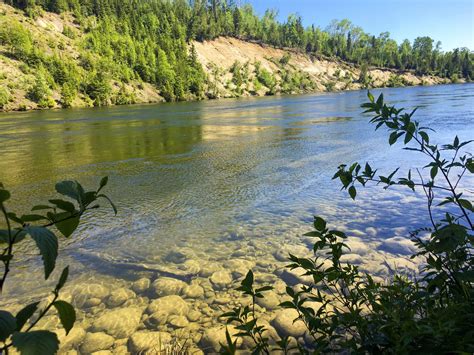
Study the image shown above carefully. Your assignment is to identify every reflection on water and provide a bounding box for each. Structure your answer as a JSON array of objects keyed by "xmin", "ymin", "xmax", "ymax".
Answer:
[{"xmin": 0, "ymin": 84, "xmax": 473, "ymax": 352}]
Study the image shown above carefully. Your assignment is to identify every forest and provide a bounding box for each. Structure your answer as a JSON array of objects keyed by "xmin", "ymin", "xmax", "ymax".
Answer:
[{"xmin": 0, "ymin": 0, "xmax": 473, "ymax": 107}]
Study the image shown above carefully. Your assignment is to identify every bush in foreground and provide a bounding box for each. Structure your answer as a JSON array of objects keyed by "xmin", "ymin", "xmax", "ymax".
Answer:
[
  {"xmin": 222, "ymin": 92, "xmax": 474, "ymax": 353},
  {"xmin": 0, "ymin": 178, "xmax": 115, "ymax": 354}
]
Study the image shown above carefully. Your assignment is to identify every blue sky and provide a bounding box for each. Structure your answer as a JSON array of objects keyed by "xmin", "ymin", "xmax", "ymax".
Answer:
[{"xmin": 247, "ymin": 0, "xmax": 474, "ymax": 51}]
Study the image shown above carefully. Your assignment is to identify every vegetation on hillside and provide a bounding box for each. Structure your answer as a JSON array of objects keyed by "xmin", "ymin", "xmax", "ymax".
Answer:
[
  {"xmin": 222, "ymin": 93, "xmax": 474, "ymax": 353},
  {"xmin": 0, "ymin": 0, "xmax": 472, "ymax": 110}
]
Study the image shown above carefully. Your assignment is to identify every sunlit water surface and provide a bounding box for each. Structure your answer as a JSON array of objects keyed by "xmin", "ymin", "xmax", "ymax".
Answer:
[{"xmin": 0, "ymin": 84, "xmax": 473, "ymax": 352}]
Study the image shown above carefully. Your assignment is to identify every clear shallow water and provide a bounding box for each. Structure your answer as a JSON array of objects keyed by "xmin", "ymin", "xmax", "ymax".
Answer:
[{"xmin": 0, "ymin": 84, "xmax": 473, "ymax": 351}]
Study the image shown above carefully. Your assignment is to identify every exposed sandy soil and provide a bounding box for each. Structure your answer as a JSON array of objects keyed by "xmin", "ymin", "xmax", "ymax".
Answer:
[{"xmin": 193, "ymin": 36, "xmax": 449, "ymax": 98}]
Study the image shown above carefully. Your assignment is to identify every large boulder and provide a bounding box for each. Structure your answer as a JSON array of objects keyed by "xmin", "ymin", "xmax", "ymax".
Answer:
[{"xmin": 91, "ymin": 307, "xmax": 142, "ymax": 338}]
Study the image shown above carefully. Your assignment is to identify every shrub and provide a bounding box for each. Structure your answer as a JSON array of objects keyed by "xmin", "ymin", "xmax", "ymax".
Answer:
[
  {"xmin": 256, "ymin": 67, "xmax": 276, "ymax": 95},
  {"xmin": 0, "ymin": 178, "xmax": 115, "ymax": 354},
  {"xmin": 27, "ymin": 71, "xmax": 55, "ymax": 108},
  {"xmin": 0, "ymin": 87, "xmax": 11, "ymax": 109},
  {"xmin": 387, "ymin": 73, "xmax": 405, "ymax": 87},
  {"xmin": 223, "ymin": 92, "xmax": 474, "ymax": 353}
]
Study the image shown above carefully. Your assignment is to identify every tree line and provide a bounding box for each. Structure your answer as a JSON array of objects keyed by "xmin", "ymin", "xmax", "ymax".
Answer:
[{"xmin": 1, "ymin": 0, "xmax": 472, "ymax": 107}]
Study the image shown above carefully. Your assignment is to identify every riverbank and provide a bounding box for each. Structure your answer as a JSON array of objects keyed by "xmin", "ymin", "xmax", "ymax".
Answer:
[{"xmin": 0, "ymin": 3, "xmax": 460, "ymax": 113}]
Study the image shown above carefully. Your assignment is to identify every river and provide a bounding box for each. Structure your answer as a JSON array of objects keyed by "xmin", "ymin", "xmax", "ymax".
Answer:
[{"xmin": 0, "ymin": 84, "xmax": 473, "ymax": 352}]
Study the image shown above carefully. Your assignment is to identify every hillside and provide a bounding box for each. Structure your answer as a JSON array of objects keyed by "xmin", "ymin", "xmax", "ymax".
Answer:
[{"xmin": 0, "ymin": 3, "xmax": 456, "ymax": 112}]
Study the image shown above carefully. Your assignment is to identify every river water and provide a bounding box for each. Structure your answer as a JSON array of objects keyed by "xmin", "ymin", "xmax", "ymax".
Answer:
[{"xmin": 0, "ymin": 84, "xmax": 473, "ymax": 352}]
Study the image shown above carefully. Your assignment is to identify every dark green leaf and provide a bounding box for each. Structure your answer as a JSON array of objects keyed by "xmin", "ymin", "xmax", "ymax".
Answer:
[
  {"xmin": 48, "ymin": 199, "xmax": 75, "ymax": 213},
  {"xmin": 55, "ymin": 181, "xmax": 83, "ymax": 203},
  {"xmin": 31, "ymin": 205, "xmax": 53, "ymax": 211},
  {"xmin": 55, "ymin": 266, "xmax": 69, "ymax": 292},
  {"xmin": 25, "ymin": 227, "xmax": 58, "ymax": 279},
  {"xmin": 0, "ymin": 310, "xmax": 16, "ymax": 342},
  {"xmin": 53, "ymin": 301, "xmax": 75, "ymax": 335},
  {"xmin": 313, "ymin": 216, "xmax": 326, "ymax": 231},
  {"xmin": 15, "ymin": 303, "xmax": 39, "ymax": 331},
  {"xmin": 430, "ymin": 166, "xmax": 438, "ymax": 180},
  {"xmin": 20, "ymin": 214, "xmax": 47, "ymax": 222},
  {"xmin": 348, "ymin": 186, "xmax": 357, "ymax": 200},
  {"xmin": 12, "ymin": 330, "xmax": 59, "ymax": 355},
  {"xmin": 241, "ymin": 270, "xmax": 254, "ymax": 289},
  {"xmin": 0, "ymin": 189, "xmax": 10, "ymax": 203},
  {"xmin": 98, "ymin": 176, "xmax": 108, "ymax": 192},
  {"xmin": 54, "ymin": 213, "xmax": 80, "ymax": 238}
]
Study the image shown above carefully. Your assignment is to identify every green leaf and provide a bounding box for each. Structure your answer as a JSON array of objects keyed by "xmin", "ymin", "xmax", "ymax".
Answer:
[
  {"xmin": 458, "ymin": 199, "xmax": 473, "ymax": 212},
  {"xmin": 31, "ymin": 205, "xmax": 53, "ymax": 211},
  {"xmin": 313, "ymin": 216, "xmax": 326, "ymax": 231},
  {"xmin": 98, "ymin": 176, "xmax": 108, "ymax": 192},
  {"xmin": 20, "ymin": 214, "xmax": 47, "ymax": 222},
  {"xmin": 241, "ymin": 270, "xmax": 254, "ymax": 289},
  {"xmin": 15, "ymin": 303, "xmax": 39, "ymax": 331},
  {"xmin": 348, "ymin": 186, "xmax": 357, "ymax": 200},
  {"xmin": 376, "ymin": 93, "xmax": 383, "ymax": 106},
  {"xmin": 25, "ymin": 227, "xmax": 58, "ymax": 279},
  {"xmin": 430, "ymin": 166, "xmax": 438, "ymax": 180},
  {"xmin": 0, "ymin": 189, "xmax": 11, "ymax": 203},
  {"xmin": 367, "ymin": 91, "xmax": 374, "ymax": 103},
  {"xmin": 54, "ymin": 213, "xmax": 80, "ymax": 238},
  {"xmin": 53, "ymin": 301, "xmax": 76, "ymax": 335},
  {"xmin": 55, "ymin": 181, "xmax": 84, "ymax": 203},
  {"xmin": 419, "ymin": 131, "xmax": 430, "ymax": 144},
  {"xmin": 0, "ymin": 310, "xmax": 16, "ymax": 342},
  {"xmin": 389, "ymin": 131, "xmax": 402, "ymax": 145},
  {"xmin": 55, "ymin": 266, "xmax": 69, "ymax": 292},
  {"xmin": 48, "ymin": 199, "xmax": 76, "ymax": 213},
  {"xmin": 12, "ymin": 330, "xmax": 59, "ymax": 355}
]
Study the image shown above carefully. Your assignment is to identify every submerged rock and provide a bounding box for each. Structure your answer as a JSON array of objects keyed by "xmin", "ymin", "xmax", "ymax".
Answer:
[
  {"xmin": 183, "ymin": 284, "xmax": 205, "ymax": 299},
  {"xmin": 210, "ymin": 270, "xmax": 233, "ymax": 290},
  {"xmin": 146, "ymin": 295, "xmax": 189, "ymax": 316},
  {"xmin": 91, "ymin": 307, "xmax": 142, "ymax": 338},
  {"xmin": 255, "ymin": 291, "xmax": 280, "ymax": 310},
  {"xmin": 152, "ymin": 277, "xmax": 187, "ymax": 297},
  {"xmin": 200, "ymin": 325, "xmax": 242, "ymax": 352},
  {"xmin": 80, "ymin": 332, "xmax": 114, "ymax": 353},
  {"xmin": 271, "ymin": 309, "xmax": 306, "ymax": 338},
  {"xmin": 128, "ymin": 331, "xmax": 172, "ymax": 354},
  {"xmin": 168, "ymin": 315, "xmax": 189, "ymax": 328},
  {"xmin": 106, "ymin": 288, "xmax": 136, "ymax": 307},
  {"xmin": 131, "ymin": 278, "xmax": 151, "ymax": 294}
]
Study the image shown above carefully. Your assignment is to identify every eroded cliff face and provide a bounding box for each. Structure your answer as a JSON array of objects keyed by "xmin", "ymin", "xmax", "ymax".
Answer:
[
  {"xmin": 192, "ymin": 36, "xmax": 449, "ymax": 99},
  {"xmin": 0, "ymin": 3, "xmax": 451, "ymax": 112}
]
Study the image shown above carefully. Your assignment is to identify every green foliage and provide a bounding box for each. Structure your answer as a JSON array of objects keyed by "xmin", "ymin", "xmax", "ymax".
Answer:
[
  {"xmin": 0, "ymin": 19, "xmax": 33, "ymax": 61},
  {"xmin": 0, "ymin": 177, "xmax": 115, "ymax": 354},
  {"xmin": 387, "ymin": 73, "xmax": 405, "ymax": 87},
  {"xmin": 0, "ymin": 87, "xmax": 11, "ymax": 109},
  {"xmin": 85, "ymin": 72, "xmax": 111, "ymax": 106},
  {"xmin": 27, "ymin": 69, "xmax": 55, "ymax": 108},
  {"xmin": 224, "ymin": 93, "xmax": 474, "ymax": 353},
  {"xmin": 256, "ymin": 66, "xmax": 276, "ymax": 95}
]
